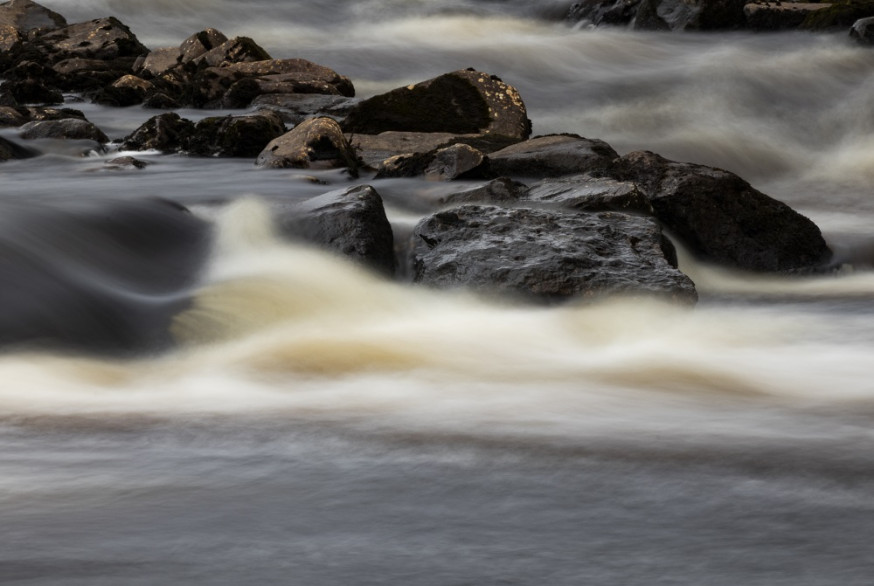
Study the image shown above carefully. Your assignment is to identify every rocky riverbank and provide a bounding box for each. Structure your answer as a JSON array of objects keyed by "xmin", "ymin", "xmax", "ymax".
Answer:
[{"xmin": 0, "ymin": 0, "xmax": 840, "ymax": 350}]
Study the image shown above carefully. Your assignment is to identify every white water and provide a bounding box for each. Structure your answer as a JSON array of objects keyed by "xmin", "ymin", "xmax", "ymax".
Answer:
[{"xmin": 3, "ymin": 1, "xmax": 874, "ymax": 584}]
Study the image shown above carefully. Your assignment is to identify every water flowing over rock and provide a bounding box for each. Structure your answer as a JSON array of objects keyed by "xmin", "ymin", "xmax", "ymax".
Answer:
[
  {"xmin": 0, "ymin": 133, "xmax": 37, "ymax": 159},
  {"xmin": 850, "ymin": 16, "xmax": 874, "ymax": 44},
  {"xmin": 342, "ymin": 69, "xmax": 531, "ymax": 140},
  {"xmin": 275, "ymin": 185, "xmax": 396, "ymax": 276},
  {"xmin": 486, "ymin": 134, "xmax": 619, "ymax": 178},
  {"xmin": 411, "ymin": 204, "xmax": 697, "ymax": 303},
  {"xmin": 609, "ymin": 150, "xmax": 832, "ymax": 272},
  {"xmin": 256, "ymin": 116, "xmax": 358, "ymax": 172}
]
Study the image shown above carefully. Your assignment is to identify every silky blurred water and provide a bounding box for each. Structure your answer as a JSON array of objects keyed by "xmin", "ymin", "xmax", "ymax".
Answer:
[{"xmin": 2, "ymin": 1, "xmax": 874, "ymax": 584}]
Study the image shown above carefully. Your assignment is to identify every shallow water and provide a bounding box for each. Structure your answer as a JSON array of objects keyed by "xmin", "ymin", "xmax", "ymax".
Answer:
[{"xmin": 3, "ymin": 1, "xmax": 874, "ymax": 583}]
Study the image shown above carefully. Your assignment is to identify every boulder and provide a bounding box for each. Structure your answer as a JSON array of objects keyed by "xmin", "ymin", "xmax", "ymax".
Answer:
[
  {"xmin": 121, "ymin": 112, "xmax": 196, "ymax": 153},
  {"xmin": 1, "ymin": 78, "xmax": 62, "ymax": 104},
  {"xmin": 375, "ymin": 143, "xmax": 487, "ymax": 180},
  {"xmin": 631, "ymin": 0, "xmax": 749, "ymax": 30},
  {"xmin": 255, "ymin": 116, "xmax": 358, "ymax": 172},
  {"xmin": 0, "ymin": 0, "xmax": 66, "ymax": 33},
  {"xmin": 275, "ymin": 185, "xmax": 396, "ymax": 276},
  {"xmin": 487, "ymin": 134, "xmax": 619, "ymax": 178},
  {"xmin": 0, "ymin": 133, "xmax": 38, "ymax": 160},
  {"xmin": 92, "ymin": 74, "xmax": 154, "ymax": 106},
  {"xmin": 850, "ymin": 16, "xmax": 874, "ymax": 43},
  {"xmin": 186, "ymin": 110, "xmax": 286, "ymax": 157},
  {"xmin": 609, "ymin": 151, "xmax": 832, "ymax": 272},
  {"xmin": 19, "ymin": 118, "xmax": 108, "ymax": 142},
  {"xmin": 137, "ymin": 46, "xmax": 182, "ymax": 78},
  {"xmin": 410, "ymin": 204, "xmax": 697, "ymax": 303},
  {"xmin": 0, "ymin": 105, "xmax": 85, "ymax": 126},
  {"xmin": 192, "ymin": 36, "xmax": 271, "ymax": 68},
  {"xmin": 524, "ymin": 174, "xmax": 652, "ymax": 213},
  {"xmin": 349, "ymin": 131, "xmax": 472, "ymax": 168},
  {"xmin": 568, "ymin": 0, "xmax": 643, "ymax": 27},
  {"xmin": 744, "ymin": 2, "xmax": 832, "ymax": 30},
  {"xmin": 135, "ymin": 29, "xmax": 229, "ymax": 77},
  {"xmin": 179, "ymin": 28, "xmax": 228, "ymax": 62},
  {"xmin": 35, "ymin": 16, "xmax": 148, "ymax": 61},
  {"xmin": 342, "ymin": 69, "xmax": 530, "ymax": 140}
]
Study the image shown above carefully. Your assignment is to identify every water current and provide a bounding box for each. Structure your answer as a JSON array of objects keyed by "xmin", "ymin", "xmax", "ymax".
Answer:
[{"xmin": 1, "ymin": 0, "xmax": 873, "ymax": 583}]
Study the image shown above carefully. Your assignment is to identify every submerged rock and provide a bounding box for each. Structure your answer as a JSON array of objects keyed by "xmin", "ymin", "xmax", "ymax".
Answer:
[
  {"xmin": 850, "ymin": 16, "xmax": 874, "ymax": 44},
  {"xmin": 0, "ymin": 133, "xmax": 38, "ymax": 160},
  {"xmin": 411, "ymin": 204, "xmax": 697, "ymax": 303},
  {"xmin": 275, "ymin": 185, "xmax": 396, "ymax": 276},
  {"xmin": 609, "ymin": 150, "xmax": 832, "ymax": 272}
]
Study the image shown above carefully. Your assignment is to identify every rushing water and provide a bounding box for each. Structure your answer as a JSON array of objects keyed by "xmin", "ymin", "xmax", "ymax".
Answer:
[{"xmin": 2, "ymin": 1, "xmax": 874, "ymax": 584}]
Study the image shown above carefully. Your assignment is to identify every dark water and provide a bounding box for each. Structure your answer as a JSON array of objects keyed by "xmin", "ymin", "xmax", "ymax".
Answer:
[{"xmin": 2, "ymin": 1, "xmax": 874, "ymax": 583}]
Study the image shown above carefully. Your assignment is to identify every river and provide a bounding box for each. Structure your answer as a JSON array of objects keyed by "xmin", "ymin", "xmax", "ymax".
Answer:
[{"xmin": 1, "ymin": 0, "xmax": 873, "ymax": 583}]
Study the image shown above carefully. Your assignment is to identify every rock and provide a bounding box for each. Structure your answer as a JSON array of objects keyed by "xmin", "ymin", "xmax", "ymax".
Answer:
[
  {"xmin": 609, "ymin": 151, "xmax": 832, "ymax": 272},
  {"xmin": 568, "ymin": 0, "xmax": 643, "ymax": 27},
  {"xmin": 105, "ymin": 155, "xmax": 149, "ymax": 169},
  {"xmin": 487, "ymin": 134, "xmax": 619, "ymax": 178},
  {"xmin": 0, "ymin": 133, "xmax": 38, "ymax": 159},
  {"xmin": 410, "ymin": 204, "xmax": 697, "ymax": 303},
  {"xmin": 275, "ymin": 185, "xmax": 396, "ymax": 276},
  {"xmin": 186, "ymin": 110, "xmax": 286, "ymax": 157},
  {"xmin": 121, "ymin": 112, "xmax": 196, "ymax": 153},
  {"xmin": 342, "ymin": 69, "xmax": 530, "ymax": 140},
  {"xmin": 0, "ymin": 106, "xmax": 28, "ymax": 126},
  {"xmin": 137, "ymin": 46, "xmax": 182, "ymax": 78},
  {"xmin": 192, "ymin": 36, "xmax": 271, "ymax": 68},
  {"xmin": 256, "ymin": 116, "xmax": 358, "ymax": 172},
  {"xmin": 524, "ymin": 174, "xmax": 652, "ymax": 213},
  {"xmin": 627, "ymin": 0, "xmax": 749, "ymax": 30},
  {"xmin": 0, "ymin": 0, "xmax": 66, "ymax": 33},
  {"xmin": 349, "ymin": 131, "xmax": 471, "ymax": 168},
  {"xmin": 1, "ymin": 78, "xmax": 62, "ymax": 104},
  {"xmin": 801, "ymin": 0, "xmax": 874, "ymax": 30},
  {"xmin": 92, "ymin": 74, "xmax": 155, "ymax": 106},
  {"xmin": 0, "ymin": 196, "xmax": 211, "ymax": 354},
  {"xmin": 375, "ymin": 143, "xmax": 487, "ymax": 181},
  {"xmin": 850, "ymin": 16, "xmax": 874, "ymax": 43},
  {"xmin": 36, "ymin": 16, "xmax": 149, "ymax": 61},
  {"xmin": 744, "ymin": 2, "xmax": 831, "ymax": 30},
  {"xmin": 0, "ymin": 105, "xmax": 85, "ymax": 126},
  {"xmin": 436, "ymin": 177, "xmax": 529, "ymax": 206},
  {"xmin": 179, "ymin": 28, "xmax": 228, "ymax": 62},
  {"xmin": 252, "ymin": 94, "xmax": 359, "ymax": 125},
  {"xmin": 19, "ymin": 118, "xmax": 108, "ymax": 142}
]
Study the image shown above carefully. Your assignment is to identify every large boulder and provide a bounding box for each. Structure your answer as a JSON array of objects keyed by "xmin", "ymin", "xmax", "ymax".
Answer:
[
  {"xmin": 609, "ymin": 151, "xmax": 832, "ymax": 272},
  {"xmin": 35, "ymin": 16, "xmax": 149, "ymax": 61},
  {"xmin": 342, "ymin": 69, "xmax": 530, "ymax": 140},
  {"xmin": 0, "ymin": 0, "xmax": 65, "ymax": 51},
  {"xmin": 255, "ymin": 116, "xmax": 358, "ymax": 172},
  {"xmin": 631, "ymin": 0, "xmax": 749, "ymax": 29},
  {"xmin": 486, "ymin": 134, "xmax": 619, "ymax": 178},
  {"xmin": 411, "ymin": 204, "xmax": 697, "ymax": 303},
  {"xmin": 275, "ymin": 185, "xmax": 396, "ymax": 276}
]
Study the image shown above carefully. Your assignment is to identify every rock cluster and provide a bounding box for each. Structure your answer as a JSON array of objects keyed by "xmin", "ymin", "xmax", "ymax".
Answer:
[{"xmin": 0, "ymin": 0, "xmax": 837, "ymax": 317}]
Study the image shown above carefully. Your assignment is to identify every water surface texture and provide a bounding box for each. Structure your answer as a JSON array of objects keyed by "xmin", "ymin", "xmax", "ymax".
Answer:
[{"xmin": 3, "ymin": 1, "xmax": 874, "ymax": 584}]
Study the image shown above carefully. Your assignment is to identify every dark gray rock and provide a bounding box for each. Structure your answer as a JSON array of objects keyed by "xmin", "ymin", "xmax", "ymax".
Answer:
[
  {"xmin": 256, "ymin": 116, "xmax": 358, "ymax": 172},
  {"xmin": 524, "ymin": 174, "xmax": 651, "ymax": 213},
  {"xmin": 105, "ymin": 155, "xmax": 149, "ymax": 169},
  {"xmin": 0, "ymin": 0, "xmax": 66, "ymax": 32},
  {"xmin": 276, "ymin": 185, "xmax": 395, "ymax": 276},
  {"xmin": 436, "ymin": 177, "xmax": 529, "ymax": 206},
  {"xmin": 19, "ymin": 118, "xmax": 108, "ymax": 142},
  {"xmin": 191, "ymin": 36, "xmax": 271, "ymax": 68},
  {"xmin": 36, "ymin": 16, "xmax": 149, "ymax": 61},
  {"xmin": 252, "ymin": 94, "xmax": 359, "ymax": 125},
  {"xmin": 609, "ymin": 150, "xmax": 832, "ymax": 272},
  {"xmin": 0, "ymin": 133, "xmax": 38, "ymax": 160},
  {"xmin": 375, "ymin": 143, "xmax": 488, "ymax": 181},
  {"xmin": 121, "ymin": 112, "xmax": 196, "ymax": 153},
  {"xmin": 342, "ymin": 69, "xmax": 530, "ymax": 140},
  {"xmin": 743, "ymin": 2, "xmax": 830, "ymax": 31},
  {"xmin": 1, "ymin": 78, "xmax": 62, "ymax": 104},
  {"xmin": 411, "ymin": 204, "xmax": 697, "ymax": 303},
  {"xmin": 850, "ymin": 16, "xmax": 874, "ymax": 44},
  {"xmin": 186, "ymin": 110, "xmax": 286, "ymax": 157},
  {"xmin": 487, "ymin": 134, "xmax": 619, "ymax": 178}
]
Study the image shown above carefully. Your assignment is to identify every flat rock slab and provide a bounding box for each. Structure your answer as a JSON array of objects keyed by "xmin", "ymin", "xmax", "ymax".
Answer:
[
  {"xmin": 487, "ymin": 134, "xmax": 619, "ymax": 178},
  {"xmin": 524, "ymin": 174, "xmax": 651, "ymax": 213},
  {"xmin": 411, "ymin": 204, "xmax": 697, "ymax": 303}
]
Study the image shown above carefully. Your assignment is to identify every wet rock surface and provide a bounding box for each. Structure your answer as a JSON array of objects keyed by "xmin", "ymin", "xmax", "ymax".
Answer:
[
  {"xmin": 487, "ymin": 134, "xmax": 619, "ymax": 178},
  {"xmin": 275, "ymin": 185, "xmax": 396, "ymax": 276},
  {"xmin": 256, "ymin": 116, "xmax": 358, "ymax": 172},
  {"xmin": 411, "ymin": 204, "xmax": 697, "ymax": 303}
]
